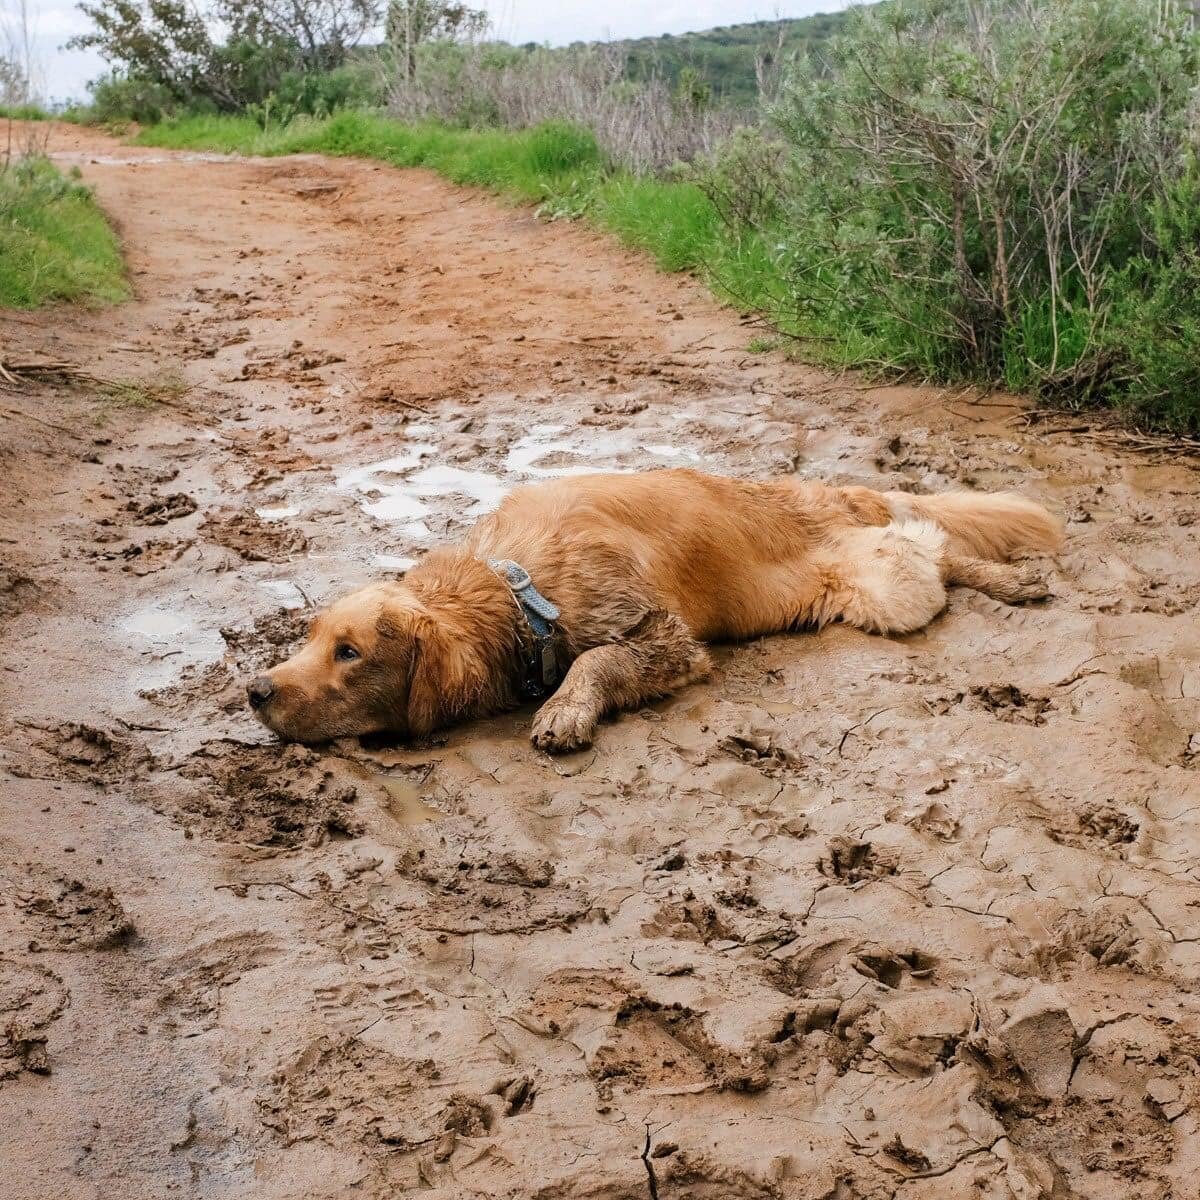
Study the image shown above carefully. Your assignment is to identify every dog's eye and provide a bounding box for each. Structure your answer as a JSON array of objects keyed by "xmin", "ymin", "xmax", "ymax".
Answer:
[{"xmin": 334, "ymin": 643, "xmax": 359, "ymax": 663}]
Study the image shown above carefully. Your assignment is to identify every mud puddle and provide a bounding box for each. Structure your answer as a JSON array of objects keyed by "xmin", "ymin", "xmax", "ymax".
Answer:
[{"xmin": 0, "ymin": 121, "xmax": 1198, "ymax": 1200}]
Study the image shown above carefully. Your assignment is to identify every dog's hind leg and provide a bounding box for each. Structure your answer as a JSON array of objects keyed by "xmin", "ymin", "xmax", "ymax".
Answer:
[
  {"xmin": 941, "ymin": 554, "xmax": 1050, "ymax": 603},
  {"xmin": 807, "ymin": 519, "xmax": 950, "ymax": 636},
  {"xmin": 530, "ymin": 610, "xmax": 711, "ymax": 753}
]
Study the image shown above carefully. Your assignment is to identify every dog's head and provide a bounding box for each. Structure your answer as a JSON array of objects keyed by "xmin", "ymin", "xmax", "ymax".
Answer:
[{"xmin": 247, "ymin": 581, "xmax": 436, "ymax": 743}]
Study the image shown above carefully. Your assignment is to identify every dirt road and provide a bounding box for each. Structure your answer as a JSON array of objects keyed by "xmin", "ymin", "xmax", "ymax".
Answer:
[{"xmin": 1, "ymin": 124, "xmax": 1198, "ymax": 1200}]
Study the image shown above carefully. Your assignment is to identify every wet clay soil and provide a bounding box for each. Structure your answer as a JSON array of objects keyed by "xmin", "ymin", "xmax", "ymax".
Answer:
[{"xmin": 1, "ymin": 123, "xmax": 1199, "ymax": 1199}]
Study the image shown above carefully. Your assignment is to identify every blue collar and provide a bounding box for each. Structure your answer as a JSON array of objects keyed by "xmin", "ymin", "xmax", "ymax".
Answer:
[{"xmin": 489, "ymin": 558, "xmax": 561, "ymax": 697}]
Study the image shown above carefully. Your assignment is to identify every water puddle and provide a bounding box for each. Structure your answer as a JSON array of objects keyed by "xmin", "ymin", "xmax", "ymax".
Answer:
[
  {"xmin": 120, "ymin": 604, "xmax": 225, "ymax": 686},
  {"xmin": 255, "ymin": 505, "xmax": 300, "ymax": 521},
  {"xmin": 379, "ymin": 775, "xmax": 441, "ymax": 825},
  {"xmin": 374, "ymin": 554, "xmax": 416, "ymax": 572},
  {"xmin": 337, "ymin": 425, "xmax": 709, "ymax": 533},
  {"xmin": 259, "ymin": 580, "xmax": 308, "ymax": 609},
  {"xmin": 122, "ymin": 608, "xmax": 191, "ymax": 640},
  {"xmin": 51, "ymin": 152, "xmax": 241, "ymax": 167},
  {"xmin": 335, "ymin": 443, "xmax": 438, "ymax": 536},
  {"xmin": 507, "ymin": 424, "xmax": 705, "ymax": 476}
]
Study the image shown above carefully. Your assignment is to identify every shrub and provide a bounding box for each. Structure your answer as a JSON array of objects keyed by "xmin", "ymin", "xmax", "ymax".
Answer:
[
  {"xmin": 389, "ymin": 42, "xmax": 749, "ymax": 174},
  {"xmin": 89, "ymin": 74, "xmax": 182, "ymax": 125},
  {"xmin": 69, "ymin": 0, "xmax": 381, "ymax": 115},
  {"xmin": 699, "ymin": 0, "xmax": 1200, "ymax": 430}
]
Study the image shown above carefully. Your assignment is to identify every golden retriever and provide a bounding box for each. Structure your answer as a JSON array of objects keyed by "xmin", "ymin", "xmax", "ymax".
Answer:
[{"xmin": 247, "ymin": 469, "xmax": 1062, "ymax": 752}]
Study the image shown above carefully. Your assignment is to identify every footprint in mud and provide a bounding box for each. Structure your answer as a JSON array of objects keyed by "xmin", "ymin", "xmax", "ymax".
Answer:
[
  {"xmin": 644, "ymin": 893, "xmax": 742, "ymax": 946},
  {"xmin": 90, "ymin": 537, "xmax": 191, "ymax": 576},
  {"xmin": 164, "ymin": 741, "xmax": 366, "ymax": 851},
  {"xmin": 124, "ymin": 492, "xmax": 198, "ymax": 526},
  {"xmin": 647, "ymin": 1150, "xmax": 780, "ymax": 1200},
  {"xmin": 11, "ymin": 868, "xmax": 134, "ymax": 951},
  {"xmin": 155, "ymin": 931, "xmax": 282, "ymax": 1034},
  {"xmin": 1049, "ymin": 802, "xmax": 1140, "ymax": 855},
  {"xmin": 870, "ymin": 989, "xmax": 974, "ymax": 1076},
  {"xmin": 259, "ymin": 1036, "xmax": 469, "ymax": 1163},
  {"xmin": 769, "ymin": 936, "xmax": 936, "ymax": 997},
  {"xmin": 6, "ymin": 722, "xmax": 153, "ymax": 786},
  {"xmin": 642, "ymin": 859, "xmax": 811, "ymax": 962},
  {"xmin": 1048, "ymin": 909, "xmax": 1159, "ymax": 974},
  {"xmin": 0, "ymin": 565, "xmax": 42, "ymax": 620},
  {"xmin": 888, "ymin": 798, "xmax": 960, "ymax": 841},
  {"xmin": 1078, "ymin": 802, "xmax": 1140, "ymax": 847},
  {"xmin": 202, "ymin": 509, "xmax": 308, "ymax": 562},
  {"xmin": 0, "ymin": 958, "xmax": 68, "ymax": 1081},
  {"xmin": 717, "ymin": 725, "xmax": 800, "ymax": 776},
  {"xmin": 521, "ymin": 969, "xmax": 773, "ymax": 1101},
  {"xmin": 818, "ymin": 836, "xmax": 898, "ymax": 883},
  {"xmin": 396, "ymin": 845, "xmax": 591, "ymax": 935},
  {"xmin": 968, "ymin": 684, "xmax": 1054, "ymax": 725}
]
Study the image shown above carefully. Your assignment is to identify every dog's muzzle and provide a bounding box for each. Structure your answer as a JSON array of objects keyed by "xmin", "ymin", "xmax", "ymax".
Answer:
[{"xmin": 247, "ymin": 675, "xmax": 275, "ymax": 710}]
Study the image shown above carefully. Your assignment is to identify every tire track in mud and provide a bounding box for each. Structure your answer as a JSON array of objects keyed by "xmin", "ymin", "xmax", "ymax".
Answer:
[{"xmin": 0, "ymin": 122, "xmax": 1198, "ymax": 1198}]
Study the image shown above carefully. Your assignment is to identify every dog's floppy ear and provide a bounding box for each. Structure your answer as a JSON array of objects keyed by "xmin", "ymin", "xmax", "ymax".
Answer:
[
  {"xmin": 403, "ymin": 615, "xmax": 486, "ymax": 739},
  {"xmin": 374, "ymin": 605, "xmax": 456, "ymax": 739},
  {"xmin": 372, "ymin": 607, "xmax": 426, "ymax": 734}
]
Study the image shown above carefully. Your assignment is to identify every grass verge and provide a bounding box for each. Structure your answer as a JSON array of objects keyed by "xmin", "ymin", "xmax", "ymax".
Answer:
[{"xmin": 0, "ymin": 157, "xmax": 128, "ymax": 308}]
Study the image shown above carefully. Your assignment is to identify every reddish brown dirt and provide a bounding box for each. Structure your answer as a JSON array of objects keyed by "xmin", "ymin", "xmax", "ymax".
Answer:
[{"xmin": 1, "ymin": 123, "xmax": 1199, "ymax": 1199}]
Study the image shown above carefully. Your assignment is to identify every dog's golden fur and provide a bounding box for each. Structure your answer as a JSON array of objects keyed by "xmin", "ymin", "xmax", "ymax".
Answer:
[{"xmin": 250, "ymin": 468, "xmax": 1062, "ymax": 752}]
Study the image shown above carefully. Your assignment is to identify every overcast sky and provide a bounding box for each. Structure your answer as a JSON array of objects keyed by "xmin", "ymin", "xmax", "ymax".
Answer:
[{"xmin": 19, "ymin": 0, "xmax": 849, "ymax": 103}]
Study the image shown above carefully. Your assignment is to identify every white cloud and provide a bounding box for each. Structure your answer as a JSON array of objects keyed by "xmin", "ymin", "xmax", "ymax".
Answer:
[{"xmin": 30, "ymin": 0, "xmax": 848, "ymax": 102}]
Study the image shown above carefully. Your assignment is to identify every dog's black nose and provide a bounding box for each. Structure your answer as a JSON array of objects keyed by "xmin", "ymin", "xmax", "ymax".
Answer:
[{"xmin": 247, "ymin": 675, "xmax": 274, "ymax": 709}]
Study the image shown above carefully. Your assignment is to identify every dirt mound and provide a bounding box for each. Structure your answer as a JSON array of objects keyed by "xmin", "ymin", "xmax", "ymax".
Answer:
[
  {"xmin": 167, "ymin": 740, "xmax": 366, "ymax": 850},
  {"xmin": 0, "ymin": 958, "xmax": 68, "ymax": 1081},
  {"xmin": 396, "ymin": 844, "xmax": 592, "ymax": 935},
  {"xmin": 13, "ymin": 869, "xmax": 134, "ymax": 951},
  {"xmin": 7, "ymin": 722, "xmax": 153, "ymax": 785},
  {"xmin": 0, "ymin": 565, "xmax": 41, "ymax": 619},
  {"xmin": 202, "ymin": 509, "xmax": 308, "ymax": 561},
  {"xmin": 123, "ymin": 492, "xmax": 198, "ymax": 525}
]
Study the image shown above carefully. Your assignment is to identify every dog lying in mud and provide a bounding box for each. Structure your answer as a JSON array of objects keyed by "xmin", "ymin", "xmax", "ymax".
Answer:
[{"xmin": 247, "ymin": 469, "xmax": 1062, "ymax": 753}]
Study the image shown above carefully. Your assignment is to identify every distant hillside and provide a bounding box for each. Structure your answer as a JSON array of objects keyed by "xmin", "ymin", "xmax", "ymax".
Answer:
[{"xmin": 613, "ymin": 12, "xmax": 851, "ymax": 106}]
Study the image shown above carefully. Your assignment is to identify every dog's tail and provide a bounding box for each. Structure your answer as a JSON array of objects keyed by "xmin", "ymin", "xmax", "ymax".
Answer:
[{"xmin": 884, "ymin": 490, "xmax": 1063, "ymax": 561}]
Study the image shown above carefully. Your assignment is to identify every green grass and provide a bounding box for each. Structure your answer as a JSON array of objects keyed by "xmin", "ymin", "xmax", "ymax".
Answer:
[
  {"xmin": 0, "ymin": 158, "xmax": 128, "ymax": 309},
  {"xmin": 136, "ymin": 111, "xmax": 606, "ymax": 199},
  {"xmin": 0, "ymin": 103, "xmax": 53, "ymax": 120}
]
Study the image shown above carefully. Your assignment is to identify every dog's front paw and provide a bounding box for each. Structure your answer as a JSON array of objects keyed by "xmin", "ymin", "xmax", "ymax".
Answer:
[{"xmin": 531, "ymin": 697, "xmax": 598, "ymax": 754}]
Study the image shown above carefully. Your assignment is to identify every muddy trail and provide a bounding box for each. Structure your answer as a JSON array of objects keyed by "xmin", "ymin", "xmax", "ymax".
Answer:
[{"xmin": 1, "ymin": 123, "xmax": 1198, "ymax": 1200}]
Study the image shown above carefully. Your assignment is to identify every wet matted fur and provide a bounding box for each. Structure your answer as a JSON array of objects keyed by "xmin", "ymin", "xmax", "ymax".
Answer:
[{"xmin": 248, "ymin": 468, "xmax": 1062, "ymax": 752}]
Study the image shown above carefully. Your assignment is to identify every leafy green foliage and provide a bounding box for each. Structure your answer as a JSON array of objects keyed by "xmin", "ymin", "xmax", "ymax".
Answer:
[
  {"xmin": 618, "ymin": 14, "xmax": 848, "ymax": 106},
  {"xmin": 385, "ymin": 1, "xmax": 487, "ymax": 80},
  {"xmin": 699, "ymin": 0, "xmax": 1200, "ymax": 430},
  {"xmin": 68, "ymin": 0, "xmax": 381, "ymax": 114},
  {"xmin": 0, "ymin": 159, "xmax": 128, "ymax": 309}
]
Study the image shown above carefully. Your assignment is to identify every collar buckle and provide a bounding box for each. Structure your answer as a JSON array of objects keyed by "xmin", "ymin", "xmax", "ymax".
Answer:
[{"xmin": 488, "ymin": 558, "xmax": 561, "ymax": 698}]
